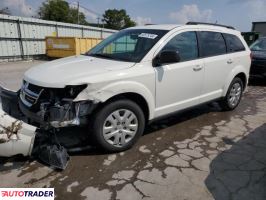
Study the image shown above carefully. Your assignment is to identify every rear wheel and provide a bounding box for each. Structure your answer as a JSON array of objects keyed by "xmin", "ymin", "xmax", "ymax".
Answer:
[
  {"xmin": 219, "ymin": 77, "xmax": 243, "ymax": 111},
  {"xmin": 91, "ymin": 99, "xmax": 145, "ymax": 152}
]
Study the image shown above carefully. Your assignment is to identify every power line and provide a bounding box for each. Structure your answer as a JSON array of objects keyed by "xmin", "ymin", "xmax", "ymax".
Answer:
[
  {"xmin": 68, "ymin": 1, "xmax": 102, "ymax": 17},
  {"xmin": 68, "ymin": 1, "xmax": 104, "ymax": 27}
]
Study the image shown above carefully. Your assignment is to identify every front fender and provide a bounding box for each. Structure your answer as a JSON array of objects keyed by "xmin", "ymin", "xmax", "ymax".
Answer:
[
  {"xmin": 222, "ymin": 65, "xmax": 249, "ymax": 97},
  {"xmin": 74, "ymin": 81, "xmax": 155, "ymax": 120}
]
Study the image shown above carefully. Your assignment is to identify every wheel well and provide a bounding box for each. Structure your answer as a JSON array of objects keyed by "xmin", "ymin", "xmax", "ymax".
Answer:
[
  {"xmin": 104, "ymin": 93, "xmax": 150, "ymax": 121},
  {"xmin": 235, "ymin": 73, "xmax": 247, "ymax": 89}
]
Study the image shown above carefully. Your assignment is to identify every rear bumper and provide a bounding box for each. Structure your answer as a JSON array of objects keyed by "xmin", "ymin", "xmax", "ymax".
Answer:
[{"xmin": 250, "ymin": 60, "xmax": 266, "ymax": 78}]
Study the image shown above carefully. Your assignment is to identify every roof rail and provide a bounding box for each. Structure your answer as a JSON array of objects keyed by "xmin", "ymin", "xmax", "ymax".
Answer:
[{"xmin": 186, "ymin": 22, "xmax": 235, "ymax": 30}]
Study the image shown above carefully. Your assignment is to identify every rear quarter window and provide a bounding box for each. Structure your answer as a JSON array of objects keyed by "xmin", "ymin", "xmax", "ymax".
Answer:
[
  {"xmin": 198, "ymin": 31, "xmax": 227, "ymax": 57},
  {"xmin": 223, "ymin": 33, "xmax": 246, "ymax": 53}
]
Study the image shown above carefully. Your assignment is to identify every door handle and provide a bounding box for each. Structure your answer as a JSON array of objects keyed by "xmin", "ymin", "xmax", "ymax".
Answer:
[
  {"xmin": 227, "ymin": 59, "xmax": 233, "ymax": 64},
  {"xmin": 193, "ymin": 65, "xmax": 203, "ymax": 71}
]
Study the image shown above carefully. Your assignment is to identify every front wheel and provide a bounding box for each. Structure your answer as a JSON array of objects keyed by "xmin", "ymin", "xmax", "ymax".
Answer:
[
  {"xmin": 91, "ymin": 99, "xmax": 145, "ymax": 152},
  {"xmin": 219, "ymin": 77, "xmax": 243, "ymax": 111}
]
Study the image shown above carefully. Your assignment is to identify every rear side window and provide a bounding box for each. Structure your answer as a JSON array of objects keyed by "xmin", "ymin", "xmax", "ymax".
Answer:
[
  {"xmin": 223, "ymin": 33, "xmax": 246, "ymax": 52},
  {"xmin": 161, "ymin": 31, "xmax": 198, "ymax": 62},
  {"xmin": 198, "ymin": 31, "xmax": 227, "ymax": 57}
]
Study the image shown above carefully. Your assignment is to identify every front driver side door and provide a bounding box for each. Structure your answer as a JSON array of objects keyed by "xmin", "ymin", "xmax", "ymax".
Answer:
[{"xmin": 154, "ymin": 31, "xmax": 205, "ymax": 117}]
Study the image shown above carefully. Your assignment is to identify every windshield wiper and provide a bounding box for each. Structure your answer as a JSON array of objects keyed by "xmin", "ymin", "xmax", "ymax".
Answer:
[
  {"xmin": 87, "ymin": 53, "xmax": 133, "ymax": 62},
  {"xmin": 88, "ymin": 53, "xmax": 114, "ymax": 59}
]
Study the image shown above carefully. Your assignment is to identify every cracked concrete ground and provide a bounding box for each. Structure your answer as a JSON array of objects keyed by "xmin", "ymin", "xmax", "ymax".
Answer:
[{"xmin": 0, "ymin": 61, "xmax": 266, "ymax": 200}]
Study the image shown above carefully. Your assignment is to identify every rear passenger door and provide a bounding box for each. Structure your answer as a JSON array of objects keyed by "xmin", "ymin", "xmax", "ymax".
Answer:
[
  {"xmin": 197, "ymin": 31, "xmax": 229, "ymax": 103},
  {"xmin": 223, "ymin": 33, "xmax": 248, "ymax": 77}
]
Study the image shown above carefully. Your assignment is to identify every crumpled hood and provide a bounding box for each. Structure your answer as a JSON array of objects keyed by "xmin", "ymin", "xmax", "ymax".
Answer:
[{"xmin": 24, "ymin": 55, "xmax": 135, "ymax": 88}]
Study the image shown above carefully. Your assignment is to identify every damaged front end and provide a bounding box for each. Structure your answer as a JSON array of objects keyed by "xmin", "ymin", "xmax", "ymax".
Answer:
[
  {"xmin": 0, "ymin": 86, "xmax": 72, "ymax": 169},
  {"xmin": 19, "ymin": 81, "xmax": 96, "ymax": 129},
  {"xmin": 0, "ymin": 81, "xmax": 97, "ymax": 165}
]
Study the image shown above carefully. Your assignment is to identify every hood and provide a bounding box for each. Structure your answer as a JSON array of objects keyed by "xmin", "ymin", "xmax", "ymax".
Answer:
[
  {"xmin": 251, "ymin": 50, "xmax": 266, "ymax": 60},
  {"xmin": 24, "ymin": 55, "xmax": 135, "ymax": 88}
]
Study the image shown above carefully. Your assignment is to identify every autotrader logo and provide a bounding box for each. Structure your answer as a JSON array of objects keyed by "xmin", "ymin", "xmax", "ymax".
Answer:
[{"xmin": 0, "ymin": 188, "xmax": 54, "ymax": 200}]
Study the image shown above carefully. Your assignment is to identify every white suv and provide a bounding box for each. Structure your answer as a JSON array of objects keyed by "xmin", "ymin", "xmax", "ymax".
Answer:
[{"xmin": 17, "ymin": 22, "xmax": 251, "ymax": 152}]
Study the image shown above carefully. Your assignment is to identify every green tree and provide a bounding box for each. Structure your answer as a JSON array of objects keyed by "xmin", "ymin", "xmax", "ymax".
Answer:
[
  {"xmin": 68, "ymin": 8, "xmax": 89, "ymax": 25},
  {"xmin": 39, "ymin": 0, "xmax": 69, "ymax": 22},
  {"xmin": 102, "ymin": 9, "xmax": 136, "ymax": 30},
  {"xmin": 38, "ymin": 0, "xmax": 89, "ymax": 25}
]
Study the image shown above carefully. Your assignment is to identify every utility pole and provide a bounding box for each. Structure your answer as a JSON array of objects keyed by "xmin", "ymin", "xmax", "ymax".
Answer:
[
  {"xmin": 77, "ymin": 1, "xmax": 80, "ymax": 24},
  {"xmin": 70, "ymin": 2, "xmax": 102, "ymax": 26},
  {"xmin": 97, "ymin": 17, "xmax": 100, "ymax": 28}
]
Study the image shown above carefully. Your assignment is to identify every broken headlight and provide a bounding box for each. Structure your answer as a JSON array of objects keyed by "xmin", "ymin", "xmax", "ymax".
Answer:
[{"xmin": 65, "ymin": 84, "xmax": 87, "ymax": 98}]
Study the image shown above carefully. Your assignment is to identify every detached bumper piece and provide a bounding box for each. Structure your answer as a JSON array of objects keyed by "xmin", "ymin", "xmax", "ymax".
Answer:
[
  {"xmin": 38, "ymin": 144, "xmax": 69, "ymax": 170},
  {"xmin": 0, "ymin": 87, "xmax": 37, "ymax": 157},
  {"xmin": 0, "ymin": 86, "xmax": 69, "ymax": 170},
  {"xmin": 32, "ymin": 131, "xmax": 70, "ymax": 170},
  {"xmin": 0, "ymin": 108, "xmax": 36, "ymax": 157}
]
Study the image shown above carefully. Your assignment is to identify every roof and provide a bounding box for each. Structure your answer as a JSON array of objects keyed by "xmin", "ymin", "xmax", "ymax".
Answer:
[
  {"xmin": 253, "ymin": 22, "xmax": 266, "ymax": 24},
  {"xmin": 128, "ymin": 23, "xmax": 239, "ymax": 34},
  {"xmin": 186, "ymin": 22, "xmax": 235, "ymax": 30},
  {"xmin": 129, "ymin": 24, "xmax": 181, "ymax": 30}
]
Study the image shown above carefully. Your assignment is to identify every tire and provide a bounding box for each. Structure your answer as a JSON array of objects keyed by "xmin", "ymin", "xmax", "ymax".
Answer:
[
  {"xmin": 91, "ymin": 99, "xmax": 145, "ymax": 152},
  {"xmin": 219, "ymin": 77, "xmax": 243, "ymax": 111}
]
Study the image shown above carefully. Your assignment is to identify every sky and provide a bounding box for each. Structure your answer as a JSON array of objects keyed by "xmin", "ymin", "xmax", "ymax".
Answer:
[{"xmin": 1, "ymin": 0, "xmax": 266, "ymax": 31}]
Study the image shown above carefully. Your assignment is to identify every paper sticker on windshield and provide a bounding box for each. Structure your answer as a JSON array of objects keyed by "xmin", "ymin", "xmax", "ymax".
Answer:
[{"xmin": 138, "ymin": 33, "xmax": 158, "ymax": 39}]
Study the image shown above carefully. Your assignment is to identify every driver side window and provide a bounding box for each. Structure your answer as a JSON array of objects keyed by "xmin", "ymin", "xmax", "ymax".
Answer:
[{"xmin": 161, "ymin": 31, "xmax": 198, "ymax": 62}]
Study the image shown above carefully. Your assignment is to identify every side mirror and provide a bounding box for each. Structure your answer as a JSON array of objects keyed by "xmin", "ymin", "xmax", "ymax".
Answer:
[{"xmin": 153, "ymin": 50, "xmax": 181, "ymax": 66}]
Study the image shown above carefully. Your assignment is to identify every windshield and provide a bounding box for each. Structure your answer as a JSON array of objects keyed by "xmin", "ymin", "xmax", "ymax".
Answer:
[
  {"xmin": 250, "ymin": 38, "xmax": 266, "ymax": 51},
  {"xmin": 87, "ymin": 29, "xmax": 168, "ymax": 62}
]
